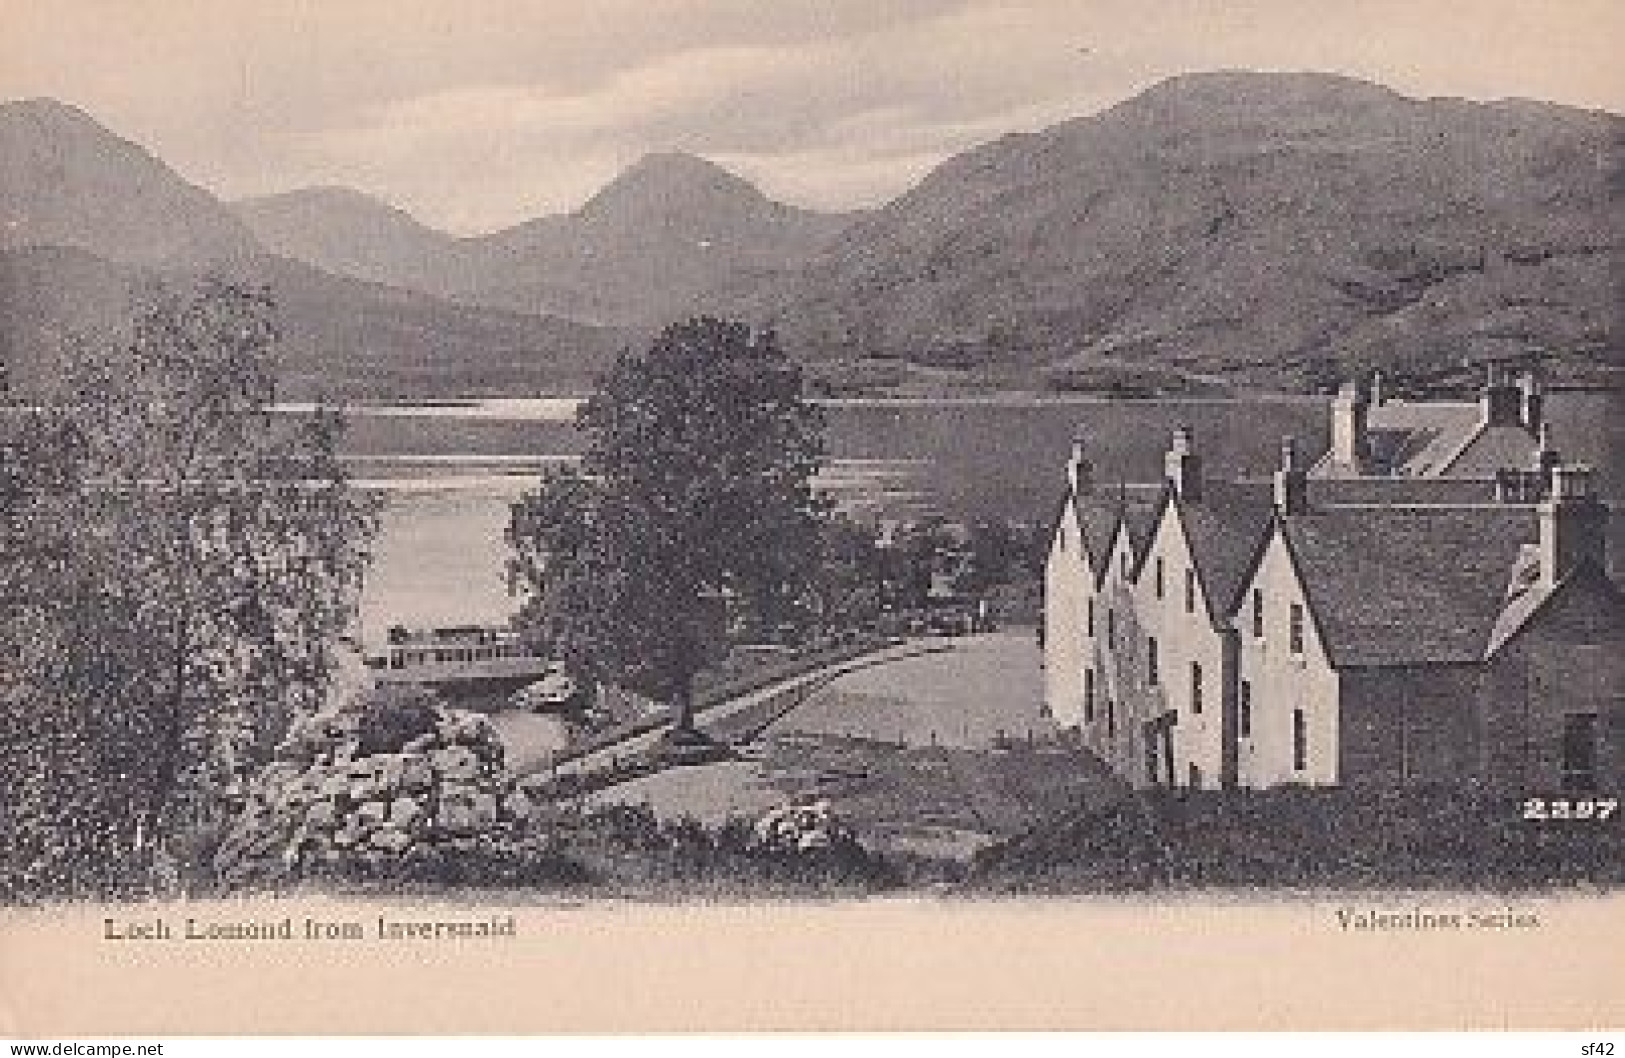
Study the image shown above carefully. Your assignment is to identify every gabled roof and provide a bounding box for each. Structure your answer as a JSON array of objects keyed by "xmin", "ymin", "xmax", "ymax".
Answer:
[
  {"xmin": 1280, "ymin": 505, "xmax": 1539, "ymax": 667},
  {"xmin": 1485, "ymin": 556, "xmax": 1625, "ymax": 658},
  {"xmin": 1070, "ymin": 483, "xmax": 1162, "ymax": 585},
  {"xmin": 1311, "ymin": 400, "xmax": 1482, "ymax": 478},
  {"xmin": 1367, "ymin": 400, "xmax": 1483, "ymax": 476},
  {"xmin": 1435, "ymin": 424, "xmax": 1541, "ymax": 477},
  {"xmin": 1172, "ymin": 478, "xmax": 1276, "ymax": 623}
]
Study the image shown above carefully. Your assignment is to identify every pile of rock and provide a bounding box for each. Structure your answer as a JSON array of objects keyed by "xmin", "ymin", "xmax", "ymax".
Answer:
[{"xmin": 215, "ymin": 692, "xmax": 543, "ymax": 885}]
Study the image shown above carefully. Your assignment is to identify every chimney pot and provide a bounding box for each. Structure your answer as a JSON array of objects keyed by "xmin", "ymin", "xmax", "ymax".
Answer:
[
  {"xmin": 1067, "ymin": 433, "xmax": 1093, "ymax": 494},
  {"xmin": 1519, "ymin": 368, "xmax": 1545, "ymax": 433},
  {"xmin": 1274, "ymin": 435, "xmax": 1308, "ymax": 514},
  {"xmin": 1481, "ymin": 362, "xmax": 1522, "ymax": 427},
  {"xmin": 1331, "ymin": 378, "xmax": 1372, "ymax": 473},
  {"xmin": 1164, "ymin": 427, "xmax": 1202, "ymax": 502}
]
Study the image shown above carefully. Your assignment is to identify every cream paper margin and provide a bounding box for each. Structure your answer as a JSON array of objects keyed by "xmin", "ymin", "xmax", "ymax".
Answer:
[{"xmin": 2, "ymin": 893, "xmax": 1622, "ymax": 1034}]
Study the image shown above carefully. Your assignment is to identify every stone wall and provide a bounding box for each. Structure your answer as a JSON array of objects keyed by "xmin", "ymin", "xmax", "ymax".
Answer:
[{"xmin": 215, "ymin": 690, "xmax": 545, "ymax": 885}]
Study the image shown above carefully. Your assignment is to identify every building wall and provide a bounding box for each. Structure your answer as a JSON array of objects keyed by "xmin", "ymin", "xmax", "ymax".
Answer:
[
  {"xmin": 1477, "ymin": 575, "xmax": 1625, "ymax": 795},
  {"xmin": 1235, "ymin": 532, "xmax": 1341, "ymax": 787},
  {"xmin": 1042, "ymin": 498, "xmax": 1091, "ymax": 729},
  {"xmin": 1130, "ymin": 505, "xmax": 1229, "ymax": 789},
  {"xmin": 1337, "ymin": 665, "xmax": 1481, "ymax": 786},
  {"xmin": 1080, "ymin": 527, "xmax": 1156, "ymax": 785}
]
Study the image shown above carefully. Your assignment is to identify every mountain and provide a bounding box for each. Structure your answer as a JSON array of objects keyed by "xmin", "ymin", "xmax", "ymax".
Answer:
[
  {"xmin": 0, "ymin": 98, "xmax": 258, "ymax": 266},
  {"xmin": 718, "ymin": 71, "xmax": 1623, "ymax": 391},
  {"xmin": 0, "ymin": 100, "xmax": 623, "ymax": 399},
  {"xmin": 8, "ymin": 75, "xmax": 1621, "ymax": 399},
  {"xmin": 0, "ymin": 244, "xmax": 623, "ymax": 399},
  {"xmin": 233, "ymin": 186, "xmax": 473, "ymax": 296},
  {"xmin": 233, "ymin": 152, "xmax": 852, "ymax": 328},
  {"xmin": 463, "ymin": 151, "xmax": 851, "ymax": 326}
]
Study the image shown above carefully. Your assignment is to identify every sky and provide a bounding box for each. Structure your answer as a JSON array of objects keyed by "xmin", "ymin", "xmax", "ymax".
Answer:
[{"xmin": 3, "ymin": 0, "xmax": 1622, "ymax": 234}]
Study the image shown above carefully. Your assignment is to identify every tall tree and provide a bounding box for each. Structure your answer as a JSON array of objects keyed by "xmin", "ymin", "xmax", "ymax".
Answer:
[
  {"xmin": 0, "ymin": 278, "xmax": 377, "ymax": 895},
  {"xmin": 508, "ymin": 317, "xmax": 826, "ymax": 739}
]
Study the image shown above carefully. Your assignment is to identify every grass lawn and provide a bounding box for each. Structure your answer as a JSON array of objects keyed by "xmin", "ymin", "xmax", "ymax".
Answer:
[{"xmin": 593, "ymin": 733, "xmax": 1123, "ymax": 862}]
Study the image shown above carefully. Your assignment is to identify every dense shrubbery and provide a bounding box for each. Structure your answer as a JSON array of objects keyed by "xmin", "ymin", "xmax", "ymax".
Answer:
[
  {"xmin": 561, "ymin": 802, "xmax": 901, "ymax": 893},
  {"xmin": 0, "ymin": 282, "xmax": 376, "ymax": 902},
  {"xmin": 971, "ymin": 783, "xmax": 1625, "ymax": 892}
]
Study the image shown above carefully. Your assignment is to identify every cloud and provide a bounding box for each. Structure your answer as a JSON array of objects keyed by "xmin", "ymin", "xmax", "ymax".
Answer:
[{"xmin": 2, "ymin": 0, "xmax": 1622, "ymax": 233}]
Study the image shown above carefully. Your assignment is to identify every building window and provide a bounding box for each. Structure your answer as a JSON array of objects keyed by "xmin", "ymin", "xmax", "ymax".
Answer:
[
  {"xmin": 1185, "ymin": 568, "xmax": 1197, "ymax": 613},
  {"xmin": 1239, "ymin": 681, "xmax": 1253, "ymax": 738},
  {"xmin": 1190, "ymin": 662, "xmax": 1203, "ymax": 714},
  {"xmin": 1189, "ymin": 762, "xmax": 1202, "ymax": 789},
  {"xmin": 1293, "ymin": 708, "xmax": 1307, "ymax": 772},
  {"xmin": 1107, "ymin": 609, "xmax": 1116, "ymax": 649},
  {"xmin": 1252, "ymin": 588, "xmax": 1264, "ymax": 638},
  {"xmin": 1155, "ymin": 557, "xmax": 1165, "ymax": 598},
  {"xmin": 1562, "ymin": 714, "xmax": 1600, "ymax": 793},
  {"xmin": 1289, "ymin": 603, "xmax": 1305, "ymax": 654},
  {"xmin": 1147, "ymin": 637, "xmax": 1159, "ymax": 685},
  {"xmin": 1084, "ymin": 667, "xmax": 1095, "ymax": 723},
  {"xmin": 1087, "ymin": 597, "xmax": 1096, "ymax": 637},
  {"xmin": 1107, "ymin": 700, "xmax": 1116, "ymax": 738},
  {"xmin": 1121, "ymin": 551, "xmax": 1131, "ymax": 578}
]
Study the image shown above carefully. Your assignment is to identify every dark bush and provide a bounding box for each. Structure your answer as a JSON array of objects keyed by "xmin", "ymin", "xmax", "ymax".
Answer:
[{"xmin": 353, "ymin": 684, "xmax": 441, "ymax": 756}]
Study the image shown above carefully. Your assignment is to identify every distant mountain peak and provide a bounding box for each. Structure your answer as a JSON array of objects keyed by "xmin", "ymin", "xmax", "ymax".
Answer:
[
  {"xmin": 1124, "ymin": 69, "xmax": 1408, "ymax": 115},
  {"xmin": 1, "ymin": 95, "xmax": 258, "ymax": 266},
  {"xmin": 0, "ymin": 96, "xmax": 103, "ymax": 126},
  {"xmin": 580, "ymin": 151, "xmax": 768, "ymax": 221}
]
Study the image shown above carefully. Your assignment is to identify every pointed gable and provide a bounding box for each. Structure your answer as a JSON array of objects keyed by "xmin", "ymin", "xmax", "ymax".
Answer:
[
  {"xmin": 1173, "ymin": 478, "xmax": 1276, "ymax": 622},
  {"xmin": 1071, "ymin": 483, "xmax": 1163, "ymax": 586}
]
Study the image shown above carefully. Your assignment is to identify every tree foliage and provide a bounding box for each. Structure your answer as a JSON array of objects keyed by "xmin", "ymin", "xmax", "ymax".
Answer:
[
  {"xmin": 508, "ymin": 317, "xmax": 827, "ymax": 727},
  {"xmin": 0, "ymin": 278, "xmax": 377, "ymax": 898}
]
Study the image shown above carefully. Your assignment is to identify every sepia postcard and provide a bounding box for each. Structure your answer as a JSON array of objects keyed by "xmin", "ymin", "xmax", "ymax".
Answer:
[{"xmin": 1, "ymin": 0, "xmax": 1622, "ymax": 1037}]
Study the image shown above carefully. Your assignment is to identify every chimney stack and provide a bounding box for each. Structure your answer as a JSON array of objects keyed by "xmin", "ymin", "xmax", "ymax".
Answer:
[
  {"xmin": 1067, "ymin": 432, "xmax": 1093, "ymax": 495},
  {"xmin": 1518, "ymin": 368, "xmax": 1545, "ymax": 434},
  {"xmin": 1164, "ymin": 426, "xmax": 1202, "ymax": 503},
  {"xmin": 1330, "ymin": 378, "xmax": 1371, "ymax": 475},
  {"xmin": 1538, "ymin": 464, "xmax": 1607, "ymax": 588},
  {"xmin": 1531, "ymin": 421, "xmax": 1560, "ymax": 477},
  {"xmin": 1480, "ymin": 362, "xmax": 1522, "ymax": 428},
  {"xmin": 1274, "ymin": 436, "xmax": 1308, "ymax": 515}
]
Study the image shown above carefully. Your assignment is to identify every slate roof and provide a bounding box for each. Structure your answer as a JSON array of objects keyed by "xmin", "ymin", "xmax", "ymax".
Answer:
[
  {"xmin": 1281, "ymin": 505, "xmax": 1539, "ymax": 667},
  {"xmin": 1069, "ymin": 483, "xmax": 1163, "ymax": 583},
  {"xmin": 1176, "ymin": 478, "xmax": 1276, "ymax": 622},
  {"xmin": 1308, "ymin": 476, "xmax": 1502, "ymax": 506},
  {"xmin": 1436, "ymin": 424, "xmax": 1542, "ymax": 477},
  {"xmin": 1485, "ymin": 558, "xmax": 1625, "ymax": 658},
  {"xmin": 1311, "ymin": 400, "xmax": 1482, "ymax": 478}
]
